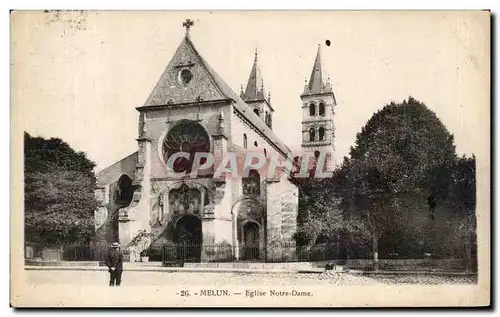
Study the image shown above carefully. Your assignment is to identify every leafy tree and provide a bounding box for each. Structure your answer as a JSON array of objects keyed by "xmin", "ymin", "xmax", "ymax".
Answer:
[
  {"xmin": 451, "ymin": 155, "xmax": 476, "ymax": 214},
  {"xmin": 450, "ymin": 155, "xmax": 476, "ymax": 271},
  {"xmin": 291, "ymin": 176, "xmax": 337, "ymax": 244},
  {"xmin": 291, "ymin": 171, "xmax": 371, "ymax": 261},
  {"xmin": 24, "ymin": 132, "xmax": 99, "ymax": 245},
  {"xmin": 335, "ymin": 97, "xmax": 457, "ymax": 269}
]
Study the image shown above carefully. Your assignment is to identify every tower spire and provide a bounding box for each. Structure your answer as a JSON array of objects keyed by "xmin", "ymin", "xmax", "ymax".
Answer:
[
  {"xmin": 242, "ymin": 48, "xmax": 266, "ymax": 102},
  {"xmin": 300, "ymin": 44, "xmax": 337, "ymax": 171},
  {"xmin": 303, "ymin": 44, "xmax": 332, "ymax": 95}
]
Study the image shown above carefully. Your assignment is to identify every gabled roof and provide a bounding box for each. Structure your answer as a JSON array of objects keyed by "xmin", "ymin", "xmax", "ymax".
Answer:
[
  {"xmin": 141, "ymin": 35, "xmax": 292, "ymax": 156},
  {"xmin": 96, "ymin": 152, "xmax": 138, "ymax": 186},
  {"xmin": 143, "ymin": 36, "xmax": 232, "ymax": 106}
]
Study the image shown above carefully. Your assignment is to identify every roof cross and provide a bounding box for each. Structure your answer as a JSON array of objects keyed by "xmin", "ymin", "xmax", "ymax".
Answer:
[{"xmin": 183, "ymin": 19, "xmax": 194, "ymax": 38}]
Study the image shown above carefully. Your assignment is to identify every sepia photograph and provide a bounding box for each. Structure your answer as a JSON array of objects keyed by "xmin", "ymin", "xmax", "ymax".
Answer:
[{"xmin": 10, "ymin": 10, "xmax": 490, "ymax": 307}]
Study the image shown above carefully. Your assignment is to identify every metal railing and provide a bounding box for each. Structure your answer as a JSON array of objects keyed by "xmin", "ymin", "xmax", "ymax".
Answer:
[
  {"xmin": 24, "ymin": 241, "xmax": 476, "ymax": 272},
  {"xmin": 25, "ymin": 242, "xmax": 110, "ymax": 262},
  {"xmin": 160, "ymin": 243, "xmax": 342, "ymax": 264},
  {"xmin": 24, "ymin": 242, "xmax": 341, "ymax": 263}
]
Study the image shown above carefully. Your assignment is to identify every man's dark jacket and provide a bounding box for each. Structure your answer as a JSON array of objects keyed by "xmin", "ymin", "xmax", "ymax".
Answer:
[{"xmin": 105, "ymin": 249, "xmax": 123, "ymax": 272}]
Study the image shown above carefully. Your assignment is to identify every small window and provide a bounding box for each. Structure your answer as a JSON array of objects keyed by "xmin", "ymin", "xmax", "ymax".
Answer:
[
  {"xmin": 242, "ymin": 170, "xmax": 261, "ymax": 196},
  {"xmin": 319, "ymin": 103, "xmax": 325, "ymax": 116},
  {"xmin": 243, "ymin": 134, "xmax": 248, "ymax": 149},
  {"xmin": 264, "ymin": 149, "xmax": 267, "ymax": 157},
  {"xmin": 314, "ymin": 151, "xmax": 320, "ymax": 159},
  {"xmin": 309, "ymin": 127, "xmax": 315, "ymax": 142},
  {"xmin": 253, "ymin": 109, "xmax": 259, "ymax": 116},
  {"xmin": 179, "ymin": 69, "xmax": 193, "ymax": 85},
  {"xmin": 254, "ymin": 141, "xmax": 258, "ymax": 147},
  {"xmin": 319, "ymin": 127, "xmax": 325, "ymax": 141},
  {"xmin": 309, "ymin": 103, "xmax": 316, "ymax": 116}
]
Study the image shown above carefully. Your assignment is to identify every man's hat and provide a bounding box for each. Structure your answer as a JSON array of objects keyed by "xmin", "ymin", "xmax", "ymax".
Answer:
[{"xmin": 111, "ymin": 242, "xmax": 120, "ymax": 248}]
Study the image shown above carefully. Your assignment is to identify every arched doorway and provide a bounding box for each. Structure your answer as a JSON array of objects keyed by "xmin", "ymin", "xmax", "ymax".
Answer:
[
  {"xmin": 243, "ymin": 221, "xmax": 260, "ymax": 260},
  {"xmin": 116, "ymin": 175, "xmax": 134, "ymax": 206},
  {"xmin": 110, "ymin": 175, "xmax": 134, "ymax": 243},
  {"xmin": 174, "ymin": 215, "xmax": 202, "ymax": 262},
  {"xmin": 234, "ymin": 199, "xmax": 264, "ymax": 261}
]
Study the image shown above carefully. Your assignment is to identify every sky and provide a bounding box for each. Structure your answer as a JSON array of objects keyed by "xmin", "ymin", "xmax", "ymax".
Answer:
[{"xmin": 12, "ymin": 11, "xmax": 489, "ymax": 172}]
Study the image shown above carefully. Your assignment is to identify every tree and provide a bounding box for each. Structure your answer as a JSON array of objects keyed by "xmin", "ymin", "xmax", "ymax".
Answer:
[
  {"xmin": 335, "ymin": 97, "xmax": 457, "ymax": 269},
  {"xmin": 24, "ymin": 132, "xmax": 96, "ymax": 177},
  {"xmin": 291, "ymin": 171, "xmax": 371, "ymax": 262},
  {"xmin": 291, "ymin": 176, "xmax": 338, "ymax": 244},
  {"xmin": 24, "ymin": 132, "xmax": 99, "ymax": 245},
  {"xmin": 451, "ymin": 155, "xmax": 476, "ymax": 271}
]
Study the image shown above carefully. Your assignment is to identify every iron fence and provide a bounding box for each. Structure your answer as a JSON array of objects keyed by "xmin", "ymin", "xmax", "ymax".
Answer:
[
  {"xmin": 24, "ymin": 241, "xmax": 476, "ymax": 272},
  {"xmin": 25, "ymin": 242, "xmax": 110, "ymax": 262},
  {"xmin": 160, "ymin": 243, "xmax": 343, "ymax": 264},
  {"xmin": 25, "ymin": 242, "xmax": 343, "ymax": 263}
]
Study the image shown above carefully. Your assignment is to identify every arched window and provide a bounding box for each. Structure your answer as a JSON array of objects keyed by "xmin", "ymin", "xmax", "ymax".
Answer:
[
  {"xmin": 319, "ymin": 103, "xmax": 325, "ymax": 116},
  {"xmin": 243, "ymin": 133, "xmax": 248, "ymax": 149},
  {"xmin": 309, "ymin": 103, "xmax": 316, "ymax": 116},
  {"xmin": 242, "ymin": 170, "xmax": 261, "ymax": 196},
  {"xmin": 254, "ymin": 141, "xmax": 258, "ymax": 147},
  {"xmin": 319, "ymin": 127, "xmax": 325, "ymax": 141},
  {"xmin": 253, "ymin": 108, "xmax": 259, "ymax": 116},
  {"xmin": 264, "ymin": 148, "xmax": 267, "ymax": 157},
  {"xmin": 314, "ymin": 151, "xmax": 320, "ymax": 159},
  {"xmin": 309, "ymin": 127, "xmax": 316, "ymax": 141}
]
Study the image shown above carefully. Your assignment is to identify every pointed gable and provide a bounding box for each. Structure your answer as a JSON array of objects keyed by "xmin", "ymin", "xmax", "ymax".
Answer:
[
  {"xmin": 143, "ymin": 36, "xmax": 236, "ymax": 107},
  {"xmin": 140, "ymin": 31, "xmax": 292, "ymax": 157},
  {"xmin": 242, "ymin": 51, "xmax": 266, "ymax": 102}
]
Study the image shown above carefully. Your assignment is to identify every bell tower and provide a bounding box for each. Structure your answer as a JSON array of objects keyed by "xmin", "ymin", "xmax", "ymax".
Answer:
[
  {"xmin": 241, "ymin": 49, "xmax": 273, "ymax": 129},
  {"xmin": 300, "ymin": 44, "xmax": 337, "ymax": 171}
]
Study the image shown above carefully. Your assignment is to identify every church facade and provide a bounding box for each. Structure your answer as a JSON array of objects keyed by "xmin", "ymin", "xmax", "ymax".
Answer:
[{"xmin": 94, "ymin": 21, "xmax": 337, "ymax": 262}]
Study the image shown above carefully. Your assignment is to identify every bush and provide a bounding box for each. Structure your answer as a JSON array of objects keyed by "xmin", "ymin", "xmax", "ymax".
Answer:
[
  {"xmin": 307, "ymin": 242, "xmax": 340, "ymax": 261},
  {"xmin": 293, "ymin": 231, "xmax": 314, "ymax": 246}
]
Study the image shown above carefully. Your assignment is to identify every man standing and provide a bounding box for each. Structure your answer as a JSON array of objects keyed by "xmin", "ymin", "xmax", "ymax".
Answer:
[{"xmin": 105, "ymin": 242, "xmax": 123, "ymax": 286}]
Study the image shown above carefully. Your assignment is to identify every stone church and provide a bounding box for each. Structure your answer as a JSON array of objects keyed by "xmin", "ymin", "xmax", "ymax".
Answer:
[{"xmin": 94, "ymin": 20, "xmax": 337, "ymax": 262}]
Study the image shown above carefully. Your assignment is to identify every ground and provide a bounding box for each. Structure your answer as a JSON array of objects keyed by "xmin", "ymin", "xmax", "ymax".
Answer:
[
  {"xmin": 26, "ymin": 270, "xmax": 476, "ymax": 286},
  {"xmin": 14, "ymin": 270, "xmax": 478, "ymax": 307}
]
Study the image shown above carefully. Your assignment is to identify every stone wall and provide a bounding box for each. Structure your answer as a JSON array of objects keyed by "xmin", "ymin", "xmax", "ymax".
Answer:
[
  {"xmin": 211, "ymin": 179, "xmax": 233, "ymax": 246},
  {"xmin": 265, "ymin": 180, "xmax": 283, "ymax": 261},
  {"xmin": 229, "ymin": 107, "xmax": 283, "ymax": 174},
  {"xmin": 265, "ymin": 171, "xmax": 299, "ymax": 261},
  {"xmin": 280, "ymin": 177, "xmax": 299, "ymax": 258},
  {"xmin": 95, "ymin": 152, "xmax": 139, "ymax": 244}
]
